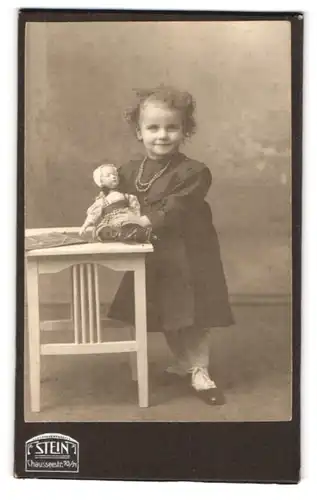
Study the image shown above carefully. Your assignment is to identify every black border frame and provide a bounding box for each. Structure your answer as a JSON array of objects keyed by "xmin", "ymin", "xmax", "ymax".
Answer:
[{"xmin": 15, "ymin": 9, "xmax": 303, "ymax": 483}]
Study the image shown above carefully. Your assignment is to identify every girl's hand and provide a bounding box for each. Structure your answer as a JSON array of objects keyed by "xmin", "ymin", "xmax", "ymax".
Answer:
[
  {"xmin": 120, "ymin": 214, "xmax": 151, "ymax": 227},
  {"xmin": 138, "ymin": 215, "xmax": 151, "ymax": 228},
  {"xmin": 119, "ymin": 213, "xmax": 144, "ymax": 226}
]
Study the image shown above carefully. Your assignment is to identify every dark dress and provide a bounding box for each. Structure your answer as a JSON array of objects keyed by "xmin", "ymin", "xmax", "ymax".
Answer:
[{"xmin": 108, "ymin": 152, "xmax": 234, "ymax": 333}]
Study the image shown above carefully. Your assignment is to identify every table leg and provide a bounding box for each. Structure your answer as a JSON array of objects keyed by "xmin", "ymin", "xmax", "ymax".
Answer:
[
  {"xmin": 26, "ymin": 260, "xmax": 41, "ymax": 412},
  {"xmin": 70, "ymin": 266, "xmax": 74, "ymax": 323},
  {"xmin": 134, "ymin": 259, "xmax": 149, "ymax": 407},
  {"xmin": 128, "ymin": 326, "xmax": 137, "ymax": 382},
  {"xmin": 72, "ymin": 265, "xmax": 80, "ymax": 344}
]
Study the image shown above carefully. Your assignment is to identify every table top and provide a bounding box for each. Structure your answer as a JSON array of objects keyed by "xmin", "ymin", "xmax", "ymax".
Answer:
[
  {"xmin": 26, "ymin": 227, "xmax": 83, "ymax": 237},
  {"xmin": 25, "ymin": 227, "xmax": 153, "ymax": 257}
]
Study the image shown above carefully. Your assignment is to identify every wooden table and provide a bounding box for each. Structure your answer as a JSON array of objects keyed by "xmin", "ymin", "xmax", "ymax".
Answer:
[{"xmin": 25, "ymin": 227, "xmax": 153, "ymax": 411}]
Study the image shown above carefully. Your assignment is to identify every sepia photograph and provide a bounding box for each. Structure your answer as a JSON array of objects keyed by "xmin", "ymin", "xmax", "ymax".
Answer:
[{"xmin": 23, "ymin": 17, "xmax": 293, "ymax": 425}]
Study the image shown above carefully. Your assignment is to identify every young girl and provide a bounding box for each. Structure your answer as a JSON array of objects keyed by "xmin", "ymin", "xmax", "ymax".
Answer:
[{"xmin": 108, "ymin": 86, "xmax": 234, "ymax": 405}]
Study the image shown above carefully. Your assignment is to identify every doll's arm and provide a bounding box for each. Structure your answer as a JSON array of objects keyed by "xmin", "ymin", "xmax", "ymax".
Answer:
[{"xmin": 80, "ymin": 196, "xmax": 104, "ymax": 234}]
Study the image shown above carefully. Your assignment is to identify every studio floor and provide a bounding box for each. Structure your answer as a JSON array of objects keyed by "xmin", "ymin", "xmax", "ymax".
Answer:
[{"xmin": 24, "ymin": 304, "xmax": 292, "ymax": 422}]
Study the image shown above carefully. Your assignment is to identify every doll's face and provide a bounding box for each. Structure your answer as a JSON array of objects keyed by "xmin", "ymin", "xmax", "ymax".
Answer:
[
  {"xmin": 100, "ymin": 166, "xmax": 119, "ymax": 189},
  {"xmin": 136, "ymin": 101, "xmax": 184, "ymax": 160}
]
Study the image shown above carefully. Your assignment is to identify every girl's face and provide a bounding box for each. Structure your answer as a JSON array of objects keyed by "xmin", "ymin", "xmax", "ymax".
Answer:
[{"xmin": 137, "ymin": 101, "xmax": 185, "ymax": 160}]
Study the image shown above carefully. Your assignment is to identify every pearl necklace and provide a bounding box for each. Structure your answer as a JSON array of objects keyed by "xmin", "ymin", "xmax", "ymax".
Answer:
[{"xmin": 135, "ymin": 156, "xmax": 172, "ymax": 193}]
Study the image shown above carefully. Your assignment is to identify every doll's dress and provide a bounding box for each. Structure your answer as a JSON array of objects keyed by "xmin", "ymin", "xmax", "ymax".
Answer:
[{"xmin": 94, "ymin": 195, "xmax": 152, "ymax": 243}]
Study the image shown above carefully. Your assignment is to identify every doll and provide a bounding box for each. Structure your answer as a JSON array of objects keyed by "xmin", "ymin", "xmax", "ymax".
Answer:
[{"xmin": 79, "ymin": 164, "xmax": 152, "ymax": 243}]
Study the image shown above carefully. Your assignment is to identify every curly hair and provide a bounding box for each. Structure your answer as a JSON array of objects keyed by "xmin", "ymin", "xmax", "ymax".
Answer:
[{"xmin": 125, "ymin": 85, "xmax": 196, "ymax": 137}]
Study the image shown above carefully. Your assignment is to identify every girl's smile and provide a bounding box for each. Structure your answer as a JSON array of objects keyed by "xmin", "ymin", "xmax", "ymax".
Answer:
[{"xmin": 136, "ymin": 102, "xmax": 185, "ymax": 160}]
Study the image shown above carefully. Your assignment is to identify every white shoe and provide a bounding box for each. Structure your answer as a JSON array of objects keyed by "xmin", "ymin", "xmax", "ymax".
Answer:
[{"xmin": 191, "ymin": 367, "xmax": 217, "ymax": 392}]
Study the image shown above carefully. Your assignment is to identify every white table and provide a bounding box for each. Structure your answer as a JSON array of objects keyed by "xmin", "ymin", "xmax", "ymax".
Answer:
[{"xmin": 25, "ymin": 227, "xmax": 153, "ymax": 411}]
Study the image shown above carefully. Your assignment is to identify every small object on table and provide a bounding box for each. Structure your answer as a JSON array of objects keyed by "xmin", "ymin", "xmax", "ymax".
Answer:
[{"xmin": 25, "ymin": 231, "xmax": 90, "ymax": 251}]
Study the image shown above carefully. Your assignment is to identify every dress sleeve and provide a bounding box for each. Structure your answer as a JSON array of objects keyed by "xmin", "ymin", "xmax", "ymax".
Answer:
[
  {"xmin": 84, "ymin": 195, "xmax": 104, "ymax": 226},
  {"xmin": 143, "ymin": 167, "xmax": 212, "ymax": 231}
]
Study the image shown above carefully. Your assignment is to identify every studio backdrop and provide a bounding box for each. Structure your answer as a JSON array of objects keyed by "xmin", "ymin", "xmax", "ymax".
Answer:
[{"xmin": 25, "ymin": 21, "xmax": 291, "ymax": 305}]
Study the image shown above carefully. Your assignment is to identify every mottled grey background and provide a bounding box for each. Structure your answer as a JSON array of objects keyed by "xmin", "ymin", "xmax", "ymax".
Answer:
[{"xmin": 25, "ymin": 21, "xmax": 291, "ymax": 305}]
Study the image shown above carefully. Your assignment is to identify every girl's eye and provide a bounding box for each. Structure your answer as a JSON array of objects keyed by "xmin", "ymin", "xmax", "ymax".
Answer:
[
  {"xmin": 167, "ymin": 125, "xmax": 179, "ymax": 131},
  {"xmin": 147, "ymin": 125, "xmax": 159, "ymax": 131}
]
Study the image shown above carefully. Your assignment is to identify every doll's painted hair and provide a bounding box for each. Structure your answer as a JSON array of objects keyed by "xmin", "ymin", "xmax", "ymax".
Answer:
[{"xmin": 125, "ymin": 85, "xmax": 196, "ymax": 137}]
